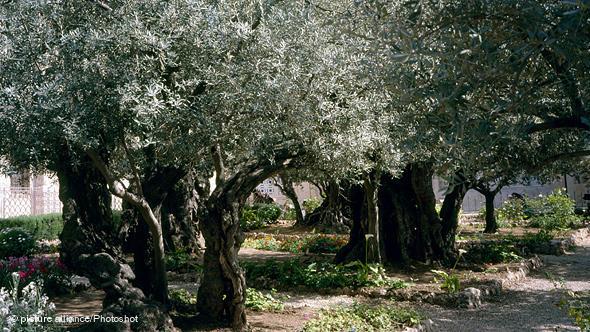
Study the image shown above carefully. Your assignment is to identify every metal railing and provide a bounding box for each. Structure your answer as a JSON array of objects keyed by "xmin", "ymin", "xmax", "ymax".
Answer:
[{"xmin": 0, "ymin": 187, "xmax": 122, "ymax": 219}]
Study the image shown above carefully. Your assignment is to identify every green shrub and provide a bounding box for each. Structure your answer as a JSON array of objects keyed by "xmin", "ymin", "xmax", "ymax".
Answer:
[
  {"xmin": 302, "ymin": 303, "xmax": 422, "ymax": 332},
  {"xmin": 246, "ymin": 288, "xmax": 284, "ymax": 312},
  {"xmin": 0, "ymin": 211, "xmax": 122, "ymax": 241},
  {"xmin": 431, "ymin": 270, "xmax": 461, "ymax": 294},
  {"xmin": 521, "ymin": 230, "xmax": 554, "ymax": 248},
  {"xmin": 240, "ymin": 206, "xmax": 264, "ymax": 231},
  {"xmin": 253, "ymin": 203, "xmax": 281, "ymax": 224},
  {"xmin": 0, "ymin": 228, "xmax": 36, "ymax": 258},
  {"xmin": 527, "ymin": 189, "xmax": 581, "ymax": 230},
  {"xmin": 240, "ymin": 204, "xmax": 282, "ymax": 231},
  {"xmin": 281, "ymin": 207, "xmax": 297, "ymax": 221},
  {"xmin": 497, "ymin": 198, "xmax": 526, "ymax": 224},
  {"xmin": 242, "ymin": 259, "xmax": 407, "ymax": 291},
  {"xmin": 463, "ymin": 241, "xmax": 522, "ymax": 264},
  {"xmin": 302, "ymin": 197, "xmax": 322, "ymax": 215},
  {"xmin": 0, "ymin": 213, "xmax": 63, "ymax": 240}
]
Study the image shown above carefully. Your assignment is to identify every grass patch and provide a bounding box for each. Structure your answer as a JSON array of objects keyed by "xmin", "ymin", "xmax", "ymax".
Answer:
[
  {"xmin": 243, "ymin": 259, "xmax": 407, "ymax": 291},
  {"xmin": 302, "ymin": 303, "xmax": 423, "ymax": 332}
]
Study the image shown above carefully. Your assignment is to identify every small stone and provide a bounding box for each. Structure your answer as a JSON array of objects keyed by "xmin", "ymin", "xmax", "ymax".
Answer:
[{"xmin": 458, "ymin": 287, "xmax": 482, "ymax": 309}]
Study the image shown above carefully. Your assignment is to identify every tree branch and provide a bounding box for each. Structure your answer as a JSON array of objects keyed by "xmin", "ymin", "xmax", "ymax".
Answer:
[{"xmin": 86, "ymin": 149, "xmax": 144, "ymax": 207}]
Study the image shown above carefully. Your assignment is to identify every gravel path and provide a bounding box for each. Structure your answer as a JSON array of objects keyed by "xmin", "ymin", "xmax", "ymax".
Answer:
[{"xmin": 422, "ymin": 237, "xmax": 590, "ymax": 332}]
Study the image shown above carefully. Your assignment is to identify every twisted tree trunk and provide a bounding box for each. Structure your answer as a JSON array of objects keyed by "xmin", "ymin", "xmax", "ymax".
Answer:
[
  {"xmin": 277, "ymin": 175, "xmax": 304, "ymax": 225},
  {"xmin": 197, "ymin": 146, "xmax": 301, "ymax": 330},
  {"xmin": 337, "ymin": 163, "xmax": 462, "ymax": 265},
  {"xmin": 58, "ymin": 149, "xmax": 174, "ymax": 331},
  {"xmin": 304, "ymin": 180, "xmax": 350, "ymax": 233}
]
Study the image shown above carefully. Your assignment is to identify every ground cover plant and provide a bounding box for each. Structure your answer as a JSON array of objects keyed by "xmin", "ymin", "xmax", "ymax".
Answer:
[
  {"xmin": 243, "ymin": 259, "xmax": 407, "ymax": 291},
  {"xmin": 245, "ymin": 288, "xmax": 284, "ymax": 312},
  {"xmin": 302, "ymin": 303, "xmax": 423, "ymax": 332},
  {"xmin": 242, "ymin": 234, "xmax": 348, "ymax": 254}
]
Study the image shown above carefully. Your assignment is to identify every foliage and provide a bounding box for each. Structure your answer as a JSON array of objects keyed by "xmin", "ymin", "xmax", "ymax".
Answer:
[
  {"xmin": 0, "ymin": 212, "xmax": 121, "ymax": 242},
  {"xmin": 302, "ymin": 303, "xmax": 423, "ymax": 332},
  {"xmin": 281, "ymin": 207, "xmax": 297, "ymax": 221},
  {"xmin": 166, "ymin": 249, "xmax": 201, "ymax": 273},
  {"xmin": 560, "ymin": 291, "xmax": 590, "ymax": 332},
  {"xmin": 253, "ymin": 204, "xmax": 282, "ymax": 225},
  {"xmin": 240, "ymin": 204, "xmax": 282, "ymax": 231},
  {"xmin": 526, "ymin": 190, "xmax": 582, "ymax": 231},
  {"xmin": 245, "ymin": 288, "xmax": 284, "ymax": 312},
  {"xmin": 242, "ymin": 259, "xmax": 407, "ymax": 291},
  {"xmin": 431, "ymin": 249, "xmax": 465, "ymax": 293},
  {"xmin": 0, "ymin": 214, "xmax": 63, "ymax": 241},
  {"xmin": 0, "ymin": 256, "xmax": 71, "ymax": 297},
  {"xmin": 0, "ymin": 228, "xmax": 36, "ymax": 259},
  {"xmin": 521, "ymin": 230, "xmax": 554, "ymax": 248},
  {"xmin": 302, "ymin": 198, "xmax": 322, "ymax": 215},
  {"xmin": 431, "ymin": 270, "xmax": 461, "ymax": 294},
  {"xmin": 495, "ymin": 190, "xmax": 581, "ymax": 231},
  {"xmin": 169, "ymin": 288, "xmax": 198, "ymax": 314},
  {"xmin": 497, "ymin": 199, "xmax": 527, "ymax": 224},
  {"xmin": 463, "ymin": 241, "xmax": 522, "ymax": 264},
  {"xmin": 242, "ymin": 234, "xmax": 347, "ymax": 254},
  {"xmin": 0, "ymin": 273, "xmax": 60, "ymax": 331}
]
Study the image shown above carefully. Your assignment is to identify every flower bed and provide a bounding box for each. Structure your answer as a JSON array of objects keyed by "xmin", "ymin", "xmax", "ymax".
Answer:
[{"xmin": 0, "ymin": 256, "xmax": 71, "ymax": 297}]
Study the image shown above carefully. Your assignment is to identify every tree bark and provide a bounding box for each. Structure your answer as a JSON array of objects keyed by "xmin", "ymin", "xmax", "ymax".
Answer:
[
  {"xmin": 483, "ymin": 191, "xmax": 498, "ymax": 233},
  {"xmin": 197, "ymin": 146, "xmax": 302, "ymax": 330},
  {"xmin": 363, "ymin": 173, "xmax": 381, "ymax": 263},
  {"xmin": 336, "ymin": 163, "xmax": 456, "ymax": 265},
  {"xmin": 161, "ymin": 175, "xmax": 203, "ymax": 255},
  {"xmin": 304, "ymin": 180, "xmax": 350, "ymax": 233},
  {"xmin": 334, "ymin": 183, "xmax": 366, "ymax": 263},
  {"xmin": 57, "ymin": 152, "xmax": 118, "ymax": 271},
  {"xmin": 58, "ymin": 149, "xmax": 174, "ymax": 331},
  {"xmin": 277, "ymin": 175, "xmax": 304, "ymax": 226},
  {"xmin": 197, "ymin": 198, "xmax": 246, "ymax": 330},
  {"xmin": 439, "ymin": 171, "xmax": 469, "ymax": 249}
]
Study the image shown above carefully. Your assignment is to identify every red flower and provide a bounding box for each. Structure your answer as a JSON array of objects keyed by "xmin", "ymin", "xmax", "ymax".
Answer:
[{"xmin": 18, "ymin": 271, "xmax": 26, "ymax": 279}]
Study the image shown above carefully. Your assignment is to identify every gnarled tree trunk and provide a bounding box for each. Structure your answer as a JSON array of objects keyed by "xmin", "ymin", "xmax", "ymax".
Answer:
[
  {"xmin": 58, "ymin": 150, "xmax": 174, "ymax": 331},
  {"xmin": 304, "ymin": 180, "xmax": 350, "ymax": 234},
  {"xmin": 337, "ymin": 163, "xmax": 461, "ymax": 265},
  {"xmin": 439, "ymin": 171, "xmax": 470, "ymax": 250},
  {"xmin": 278, "ymin": 175, "xmax": 304, "ymax": 226},
  {"xmin": 197, "ymin": 198, "xmax": 246, "ymax": 330},
  {"xmin": 197, "ymin": 147, "xmax": 301, "ymax": 331}
]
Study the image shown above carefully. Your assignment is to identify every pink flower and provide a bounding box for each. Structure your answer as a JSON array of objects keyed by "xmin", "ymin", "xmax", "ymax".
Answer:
[{"xmin": 18, "ymin": 271, "xmax": 26, "ymax": 279}]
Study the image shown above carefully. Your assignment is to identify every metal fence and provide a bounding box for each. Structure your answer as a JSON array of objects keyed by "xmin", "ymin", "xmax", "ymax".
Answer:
[{"xmin": 0, "ymin": 187, "xmax": 123, "ymax": 219}]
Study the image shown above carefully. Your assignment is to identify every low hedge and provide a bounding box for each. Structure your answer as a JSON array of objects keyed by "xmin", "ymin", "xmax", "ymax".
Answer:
[
  {"xmin": 0, "ymin": 214, "xmax": 63, "ymax": 240},
  {"xmin": 0, "ymin": 211, "xmax": 122, "ymax": 241}
]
